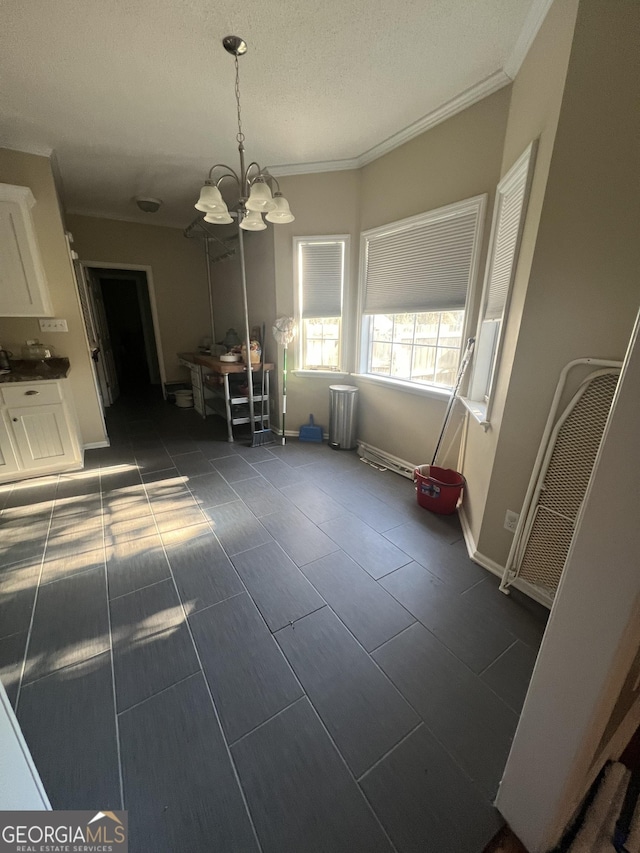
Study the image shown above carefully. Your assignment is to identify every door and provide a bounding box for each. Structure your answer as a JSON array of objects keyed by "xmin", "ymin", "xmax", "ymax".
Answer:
[
  {"xmin": 97, "ymin": 270, "xmax": 161, "ymax": 393},
  {"xmin": 85, "ymin": 268, "xmax": 120, "ymax": 404},
  {"xmin": 73, "ymin": 260, "xmax": 111, "ymax": 410},
  {"xmin": 8, "ymin": 404, "xmax": 77, "ymax": 470},
  {"xmin": 0, "ymin": 681, "xmax": 51, "ymax": 809}
]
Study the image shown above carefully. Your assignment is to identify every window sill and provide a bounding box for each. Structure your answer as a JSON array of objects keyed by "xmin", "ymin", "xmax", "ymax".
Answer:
[
  {"xmin": 292, "ymin": 370, "xmax": 350, "ymax": 379},
  {"xmin": 459, "ymin": 396, "xmax": 490, "ymax": 429},
  {"xmin": 352, "ymin": 373, "xmax": 452, "ymax": 402}
]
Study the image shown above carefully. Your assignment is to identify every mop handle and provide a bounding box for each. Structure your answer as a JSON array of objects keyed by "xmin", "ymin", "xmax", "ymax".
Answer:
[
  {"xmin": 281, "ymin": 345, "xmax": 288, "ymax": 446},
  {"xmin": 431, "ymin": 337, "xmax": 475, "ymax": 466}
]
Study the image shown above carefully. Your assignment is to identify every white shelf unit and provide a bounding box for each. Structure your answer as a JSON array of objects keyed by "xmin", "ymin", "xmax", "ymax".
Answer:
[{"xmin": 203, "ymin": 370, "xmax": 270, "ymax": 442}]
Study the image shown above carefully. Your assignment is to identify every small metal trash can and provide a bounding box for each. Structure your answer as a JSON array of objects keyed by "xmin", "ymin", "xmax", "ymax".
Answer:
[{"xmin": 329, "ymin": 384, "xmax": 359, "ymax": 450}]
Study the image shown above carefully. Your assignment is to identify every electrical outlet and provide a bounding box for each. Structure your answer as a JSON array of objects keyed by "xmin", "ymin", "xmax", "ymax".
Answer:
[
  {"xmin": 39, "ymin": 318, "xmax": 68, "ymax": 332},
  {"xmin": 504, "ymin": 510, "xmax": 519, "ymax": 533}
]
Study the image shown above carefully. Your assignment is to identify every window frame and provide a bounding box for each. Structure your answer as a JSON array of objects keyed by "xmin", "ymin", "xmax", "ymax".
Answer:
[
  {"xmin": 293, "ymin": 234, "xmax": 350, "ymax": 375},
  {"xmin": 463, "ymin": 140, "xmax": 538, "ymax": 425},
  {"xmin": 356, "ymin": 195, "xmax": 487, "ymax": 392}
]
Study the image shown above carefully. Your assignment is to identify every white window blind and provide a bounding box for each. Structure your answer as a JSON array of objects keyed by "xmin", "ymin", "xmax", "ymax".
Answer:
[
  {"xmin": 466, "ymin": 140, "xmax": 537, "ymax": 417},
  {"xmin": 484, "ymin": 173, "xmax": 528, "ymax": 320},
  {"xmin": 298, "ymin": 240, "xmax": 344, "ymax": 318},
  {"xmin": 362, "ymin": 198, "xmax": 485, "ymax": 316}
]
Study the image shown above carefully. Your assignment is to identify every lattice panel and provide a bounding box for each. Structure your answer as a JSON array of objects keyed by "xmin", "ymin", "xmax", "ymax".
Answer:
[
  {"xmin": 519, "ymin": 506, "xmax": 575, "ymax": 592},
  {"xmin": 541, "ymin": 373, "xmax": 619, "ymax": 520}
]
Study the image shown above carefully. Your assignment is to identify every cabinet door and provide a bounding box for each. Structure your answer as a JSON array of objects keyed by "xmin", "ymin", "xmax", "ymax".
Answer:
[
  {"xmin": 7, "ymin": 404, "xmax": 78, "ymax": 471},
  {"xmin": 0, "ymin": 185, "xmax": 53, "ymax": 317},
  {"xmin": 0, "ymin": 415, "xmax": 21, "ymax": 478}
]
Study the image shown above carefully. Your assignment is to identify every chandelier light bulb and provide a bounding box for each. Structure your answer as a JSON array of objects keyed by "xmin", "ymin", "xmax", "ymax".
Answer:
[
  {"xmin": 246, "ymin": 180, "xmax": 277, "ymax": 212},
  {"xmin": 204, "ymin": 210, "xmax": 233, "ymax": 224},
  {"xmin": 240, "ymin": 210, "xmax": 267, "ymax": 231},
  {"xmin": 195, "ymin": 183, "xmax": 227, "ymax": 212},
  {"xmin": 265, "ymin": 193, "xmax": 295, "ymax": 223}
]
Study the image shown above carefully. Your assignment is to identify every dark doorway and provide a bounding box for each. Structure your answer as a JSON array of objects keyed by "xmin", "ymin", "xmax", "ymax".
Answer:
[{"xmin": 92, "ymin": 269, "xmax": 161, "ymax": 396}]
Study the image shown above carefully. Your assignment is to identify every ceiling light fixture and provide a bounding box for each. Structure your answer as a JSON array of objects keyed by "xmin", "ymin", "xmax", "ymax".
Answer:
[
  {"xmin": 135, "ymin": 197, "xmax": 162, "ymax": 213},
  {"xmin": 194, "ymin": 35, "xmax": 295, "ymax": 230}
]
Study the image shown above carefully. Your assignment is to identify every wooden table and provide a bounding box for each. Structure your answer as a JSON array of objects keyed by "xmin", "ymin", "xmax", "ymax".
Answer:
[{"xmin": 195, "ymin": 356, "xmax": 274, "ymax": 442}]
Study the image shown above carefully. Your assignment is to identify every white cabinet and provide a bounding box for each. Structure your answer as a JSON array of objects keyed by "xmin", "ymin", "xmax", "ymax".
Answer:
[
  {"xmin": 0, "ymin": 184, "xmax": 53, "ymax": 317},
  {"xmin": 0, "ymin": 415, "xmax": 21, "ymax": 478},
  {"xmin": 0, "ymin": 381, "xmax": 82, "ymax": 483},
  {"xmin": 7, "ymin": 405, "xmax": 78, "ymax": 472}
]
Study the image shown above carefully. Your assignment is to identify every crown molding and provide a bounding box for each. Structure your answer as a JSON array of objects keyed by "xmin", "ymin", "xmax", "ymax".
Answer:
[
  {"xmin": 0, "ymin": 141, "xmax": 53, "ymax": 158},
  {"xmin": 504, "ymin": 0, "xmax": 555, "ymax": 80},
  {"xmin": 357, "ymin": 69, "xmax": 511, "ymax": 167},
  {"xmin": 267, "ymin": 158, "xmax": 360, "ymax": 178},
  {"xmin": 50, "ymin": 150, "xmax": 68, "ymax": 211},
  {"xmin": 269, "ymin": 69, "xmax": 511, "ymax": 178},
  {"xmin": 65, "ymin": 208, "xmax": 187, "ymax": 230}
]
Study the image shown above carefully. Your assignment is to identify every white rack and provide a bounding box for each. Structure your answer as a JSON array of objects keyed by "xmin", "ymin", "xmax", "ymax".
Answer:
[{"xmin": 197, "ymin": 358, "xmax": 273, "ymax": 442}]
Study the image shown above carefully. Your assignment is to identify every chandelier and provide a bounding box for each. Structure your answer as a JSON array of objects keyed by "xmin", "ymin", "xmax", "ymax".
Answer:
[{"xmin": 194, "ymin": 36, "xmax": 295, "ymax": 229}]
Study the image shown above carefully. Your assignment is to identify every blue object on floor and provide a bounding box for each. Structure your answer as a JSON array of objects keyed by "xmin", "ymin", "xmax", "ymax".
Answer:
[{"xmin": 299, "ymin": 414, "xmax": 323, "ymax": 442}]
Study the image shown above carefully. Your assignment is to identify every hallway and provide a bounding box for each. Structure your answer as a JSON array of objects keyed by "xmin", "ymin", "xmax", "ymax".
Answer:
[{"xmin": 0, "ymin": 394, "xmax": 547, "ymax": 852}]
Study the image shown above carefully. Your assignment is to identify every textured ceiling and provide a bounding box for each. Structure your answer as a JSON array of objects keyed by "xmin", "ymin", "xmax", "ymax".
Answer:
[{"xmin": 0, "ymin": 0, "xmax": 540, "ymax": 228}]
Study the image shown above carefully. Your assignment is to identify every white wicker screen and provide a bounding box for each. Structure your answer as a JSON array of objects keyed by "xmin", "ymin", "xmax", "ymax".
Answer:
[{"xmin": 502, "ymin": 368, "xmax": 620, "ymax": 604}]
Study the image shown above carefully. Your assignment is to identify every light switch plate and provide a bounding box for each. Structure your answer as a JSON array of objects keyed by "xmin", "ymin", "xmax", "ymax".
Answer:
[{"xmin": 39, "ymin": 318, "xmax": 68, "ymax": 332}]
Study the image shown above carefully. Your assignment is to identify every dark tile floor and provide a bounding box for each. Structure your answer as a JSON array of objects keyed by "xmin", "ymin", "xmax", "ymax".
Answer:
[{"xmin": 0, "ymin": 392, "xmax": 548, "ymax": 853}]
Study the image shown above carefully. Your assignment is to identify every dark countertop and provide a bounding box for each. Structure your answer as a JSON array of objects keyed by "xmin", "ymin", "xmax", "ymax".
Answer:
[{"xmin": 0, "ymin": 358, "xmax": 71, "ymax": 383}]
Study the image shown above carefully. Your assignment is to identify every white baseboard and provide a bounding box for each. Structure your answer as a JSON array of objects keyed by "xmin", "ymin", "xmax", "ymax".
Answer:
[
  {"xmin": 357, "ymin": 441, "xmax": 415, "ymax": 479},
  {"xmin": 458, "ymin": 505, "xmax": 504, "ymax": 579},
  {"xmin": 84, "ymin": 440, "xmax": 110, "ymax": 450}
]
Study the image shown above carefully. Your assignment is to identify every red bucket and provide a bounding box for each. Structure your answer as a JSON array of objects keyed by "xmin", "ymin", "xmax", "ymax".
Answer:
[{"xmin": 413, "ymin": 465, "xmax": 466, "ymax": 515}]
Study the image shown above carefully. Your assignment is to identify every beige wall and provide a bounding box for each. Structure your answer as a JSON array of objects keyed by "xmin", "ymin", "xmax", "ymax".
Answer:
[
  {"xmin": 356, "ymin": 87, "xmax": 511, "ymax": 465},
  {"xmin": 471, "ymin": 0, "xmax": 640, "ymax": 565},
  {"xmin": 267, "ymin": 92, "xmax": 511, "ymax": 451},
  {"xmin": 210, "ymin": 228, "xmax": 277, "ymax": 359},
  {"xmin": 271, "ymin": 170, "xmax": 361, "ymax": 433},
  {"xmin": 208, "ymin": 235, "xmax": 244, "ymax": 352},
  {"xmin": 461, "ymin": 0, "xmax": 580, "ymax": 550},
  {"xmin": 243, "ymin": 229, "xmax": 277, "ymax": 363},
  {"xmin": 359, "ymin": 87, "xmax": 511, "ymax": 234},
  {"xmin": 0, "ymin": 150, "xmax": 106, "ymax": 446},
  {"xmin": 66, "ymin": 214, "xmax": 210, "ymax": 384}
]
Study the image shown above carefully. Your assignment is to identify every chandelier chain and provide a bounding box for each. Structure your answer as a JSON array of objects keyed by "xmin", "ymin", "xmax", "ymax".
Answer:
[{"xmin": 234, "ymin": 55, "xmax": 245, "ymax": 145}]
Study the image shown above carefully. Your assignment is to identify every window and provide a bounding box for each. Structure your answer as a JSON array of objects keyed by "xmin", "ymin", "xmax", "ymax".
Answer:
[
  {"xmin": 358, "ymin": 196, "xmax": 486, "ymax": 391},
  {"xmin": 466, "ymin": 140, "xmax": 537, "ymax": 422},
  {"xmin": 294, "ymin": 236, "xmax": 348, "ymax": 372},
  {"xmin": 368, "ymin": 311, "xmax": 464, "ymax": 387}
]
